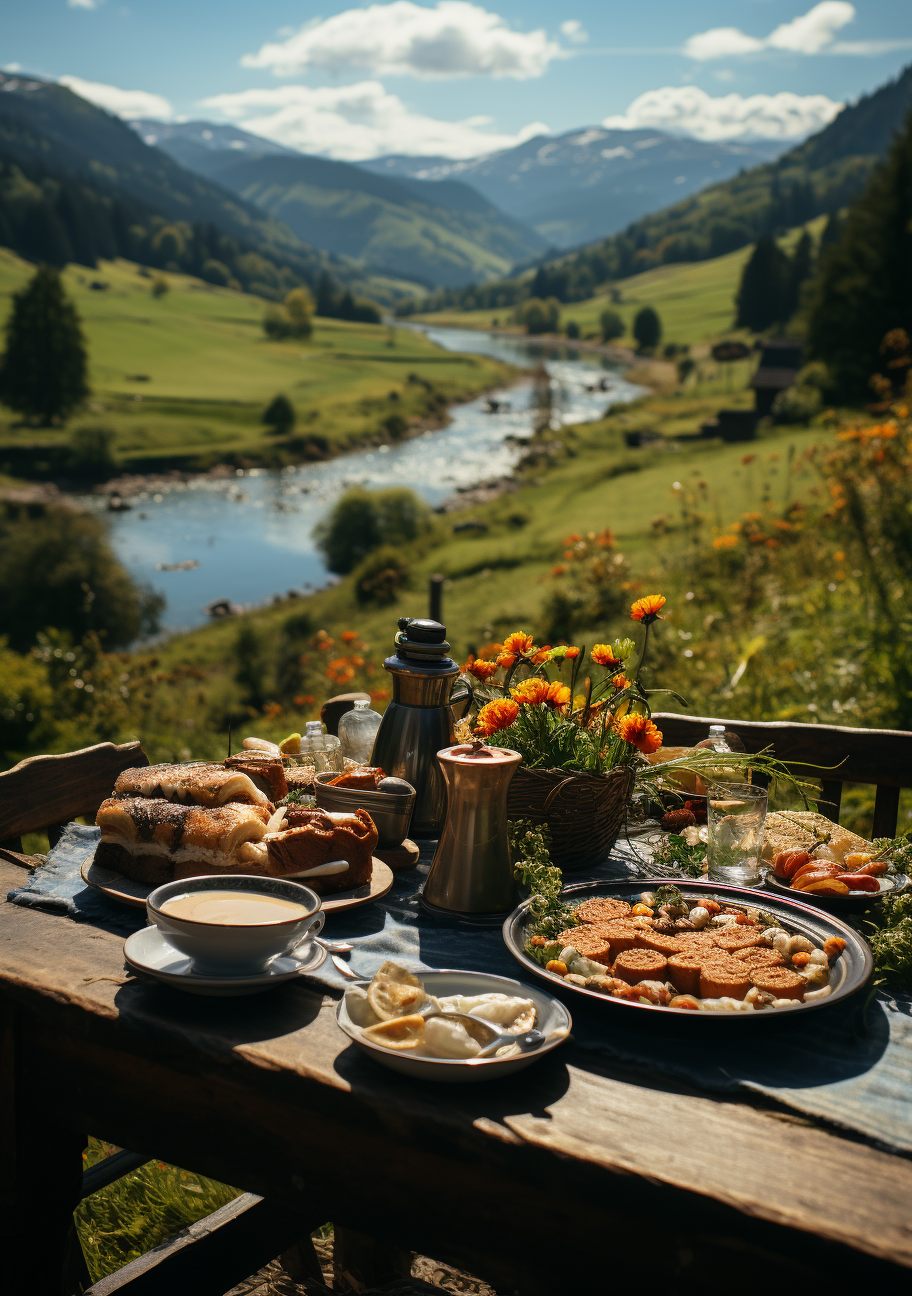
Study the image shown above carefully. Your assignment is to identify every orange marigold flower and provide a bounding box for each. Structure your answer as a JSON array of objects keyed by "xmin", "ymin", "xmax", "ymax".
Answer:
[
  {"xmin": 340, "ymin": 630, "xmax": 359, "ymax": 642},
  {"xmin": 511, "ymin": 678, "xmax": 550, "ymax": 706},
  {"xmin": 465, "ymin": 658, "xmax": 498, "ymax": 682},
  {"xmin": 630, "ymin": 594, "xmax": 666, "ymax": 623},
  {"xmin": 713, "ymin": 535, "xmax": 738, "ymax": 550},
  {"xmin": 564, "ymin": 533, "xmax": 581, "ymax": 545},
  {"xmin": 502, "ymin": 631, "xmax": 534, "ymax": 656},
  {"xmin": 531, "ymin": 644, "xmax": 552, "ymax": 664},
  {"xmin": 551, "ymin": 565, "xmax": 567, "ymax": 577},
  {"xmin": 544, "ymin": 681, "xmax": 571, "ymax": 707},
  {"xmin": 612, "ymin": 674, "xmax": 630, "ymax": 691},
  {"xmin": 496, "ymin": 653, "xmax": 516, "ymax": 669},
  {"xmin": 618, "ymin": 713, "xmax": 663, "ymax": 754},
  {"xmin": 474, "ymin": 698, "xmax": 519, "ymax": 736},
  {"xmin": 564, "ymin": 646, "xmax": 580, "ymax": 658},
  {"xmin": 591, "ymin": 644, "xmax": 623, "ymax": 669}
]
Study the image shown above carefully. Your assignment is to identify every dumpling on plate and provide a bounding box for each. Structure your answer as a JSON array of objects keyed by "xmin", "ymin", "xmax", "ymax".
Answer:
[
  {"xmin": 437, "ymin": 992, "xmax": 536, "ymax": 1034},
  {"xmin": 423, "ymin": 1016, "xmax": 482, "ymax": 1058}
]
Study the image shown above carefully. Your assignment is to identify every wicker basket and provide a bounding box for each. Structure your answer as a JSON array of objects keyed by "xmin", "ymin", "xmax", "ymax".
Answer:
[{"xmin": 506, "ymin": 764, "xmax": 636, "ymax": 872}]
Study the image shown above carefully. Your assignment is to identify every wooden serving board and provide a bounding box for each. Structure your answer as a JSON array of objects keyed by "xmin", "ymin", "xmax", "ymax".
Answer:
[{"xmin": 80, "ymin": 855, "xmax": 393, "ymax": 913}]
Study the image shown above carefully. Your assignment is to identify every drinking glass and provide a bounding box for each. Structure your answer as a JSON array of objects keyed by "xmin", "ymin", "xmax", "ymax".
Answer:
[{"xmin": 706, "ymin": 782, "xmax": 768, "ymax": 887}]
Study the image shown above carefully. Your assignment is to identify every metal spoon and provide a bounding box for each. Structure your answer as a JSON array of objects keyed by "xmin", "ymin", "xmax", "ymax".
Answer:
[
  {"xmin": 315, "ymin": 937, "xmax": 353, "ymax": 954},
  {"xmin": 331, "ymin": 954, "xmax": 362, "ymax": 979},
  {"xmin": 422, "ymin": 1010, "xmax": 547, "ymax": 1058}
]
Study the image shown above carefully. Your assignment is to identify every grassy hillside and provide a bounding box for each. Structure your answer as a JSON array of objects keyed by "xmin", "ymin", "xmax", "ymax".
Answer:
[
  {"xmin": 0, "ymin": 250, "xmax": 515, "ymax": 473},
  {"xmin": 172, "ymin": 151, "xmax": 545, "ymax": 290},
  {"xmin": 416, "ymin": 220, "xmax": 823, "ymax": 351}
]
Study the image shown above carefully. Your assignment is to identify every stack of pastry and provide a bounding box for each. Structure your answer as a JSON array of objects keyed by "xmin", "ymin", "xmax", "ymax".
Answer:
[{"xmin": 95, "ymin": 760, "xmax": 377, "ymax": 893}]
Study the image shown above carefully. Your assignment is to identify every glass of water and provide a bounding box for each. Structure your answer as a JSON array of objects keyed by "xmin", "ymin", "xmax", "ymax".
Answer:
[{"xmin": 706, "ymin": 782, "xmax": 768, "ymax": 887}]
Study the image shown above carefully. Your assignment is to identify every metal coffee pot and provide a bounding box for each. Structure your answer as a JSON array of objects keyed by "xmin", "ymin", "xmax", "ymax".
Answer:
[
  {"xmin": 422, "ymin": 743, "xmax": 522, "ymax": 918},
  {"xmin": 370, "ymin": 617, "xmax": 465, "ymax": 837}
]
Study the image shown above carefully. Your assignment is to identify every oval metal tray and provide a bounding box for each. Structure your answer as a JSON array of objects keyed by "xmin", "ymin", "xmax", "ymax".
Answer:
[{"xmin": 502, "ymin": 877, "xmax": 873, "ymax": 1021}]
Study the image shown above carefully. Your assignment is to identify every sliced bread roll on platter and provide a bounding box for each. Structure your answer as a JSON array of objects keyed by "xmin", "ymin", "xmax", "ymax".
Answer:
[
  {"xmin": 114, "ymin": 762, "xmax": 273, "ymax": 810},
  {"xmin": 264, "ymin": 806, "xmax": 378, "ymax": 895}
]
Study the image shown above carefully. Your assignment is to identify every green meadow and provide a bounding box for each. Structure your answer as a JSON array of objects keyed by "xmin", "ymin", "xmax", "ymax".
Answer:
[{"xmin": 0, "ymin": 250, "xmax": 515, "ymax": 473}]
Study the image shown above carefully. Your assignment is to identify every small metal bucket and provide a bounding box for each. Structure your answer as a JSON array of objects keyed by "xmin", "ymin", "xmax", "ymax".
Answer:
[{"xmin": 313, "ymin": 773, "xmax": 416, "ymax": 848}]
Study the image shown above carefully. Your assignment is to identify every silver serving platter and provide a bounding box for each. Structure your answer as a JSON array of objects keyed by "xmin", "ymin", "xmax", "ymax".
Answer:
[
  {"xmin": 761, "ymin": 867, "xmax": 910, "ymax": 910},
  {"xmin": 502, "ymin": 877, "xmax": 873, "ymax": 1021}
]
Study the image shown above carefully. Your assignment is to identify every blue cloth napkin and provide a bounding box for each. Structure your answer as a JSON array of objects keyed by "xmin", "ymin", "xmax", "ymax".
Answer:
[{"xmin": 9, "ymin": 823, "xmax": 912, "ymax": 1155}]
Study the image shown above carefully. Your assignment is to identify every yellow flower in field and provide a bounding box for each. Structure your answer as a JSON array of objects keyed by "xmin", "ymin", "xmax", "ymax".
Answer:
[
  {"xmin": 713, "ymin": 535, "xmax": 738, "ymax": 550},
  {"xmin": 474, "ymin": 699, "xmax": 519, "ymax": 736},
  {"xmin": 617, "ymin": 713, "xmax": 663, "ymax": 754},
  {"xmin": 630, "ymin": 594, "xmax": 666, "ymax": 623},
  {"xmin": 511, "ymin": 678, "xmax": 550, "ymax": 706}
]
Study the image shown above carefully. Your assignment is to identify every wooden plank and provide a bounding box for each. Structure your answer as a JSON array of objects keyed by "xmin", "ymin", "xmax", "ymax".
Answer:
[
  {"xmin": 0, "ymin": 741, "xmax": 148, "ymax": 840},
  {"xmin": 333, "ymin": 1225, "xmax": 411, "ymax": 1296},
  {"xmin": 873, "ymin": 785, "xmax": 901, "ymax": 839},
  {"xmin": 84, "ymin": 1193, "xmax": 322, "ymax": 1296},
  {"xmin": 1, "ymin": 860, "xmax": 911, "ymax": 1287},
  {"xmin": 818, "ymin": 779, "xmax": 844, "ymax": 820},
  {"xmin": 653, "ymin": 712, "xmax": 912, "ymax": 788}
]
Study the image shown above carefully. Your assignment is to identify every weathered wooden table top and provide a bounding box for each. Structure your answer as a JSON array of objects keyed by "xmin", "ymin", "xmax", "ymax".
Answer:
[{"xmin": 1, "ymin": 856, "xmax": 910, "ymax": 1290}]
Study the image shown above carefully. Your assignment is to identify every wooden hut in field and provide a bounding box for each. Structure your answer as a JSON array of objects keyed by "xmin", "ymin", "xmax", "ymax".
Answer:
[{"xmin": 750, "ymin": 339, "xmax": 803, "ymax": 416}]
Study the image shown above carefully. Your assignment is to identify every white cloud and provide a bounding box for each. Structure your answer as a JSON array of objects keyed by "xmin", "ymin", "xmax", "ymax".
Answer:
[
  {"xmin": 560, "ymin": 20, "xmax": 588, "ymax": 45},
  {"xmin": 241, "ymin": 2, "xmax": 560, "ymax": 80},
  {"xmin": 68, "ymin": 0, "xmax": 98, "ymax": 8},
  {"xmin": 201, "ymin": 81, "xmax": 548, "ymax": 160},
  {"xmin": 684, "ymin": 2, "xmax": 854, "ymax": 61},
  {"xmin": 602, "ymin": 85, "xmax": 843, "ymax": 141},
  {"xmin": 59, "ymin": 75, "xmax": 172, "ymax": 120}
]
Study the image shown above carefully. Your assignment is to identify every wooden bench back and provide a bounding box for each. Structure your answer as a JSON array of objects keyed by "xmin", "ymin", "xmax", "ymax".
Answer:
[
  {"xmin": 0, "ymin": 740, "xmax": 149, "ymax": 846},
  {"xmin": 652, "ymin": 713, "xmax": 912, "ymax": 837}
]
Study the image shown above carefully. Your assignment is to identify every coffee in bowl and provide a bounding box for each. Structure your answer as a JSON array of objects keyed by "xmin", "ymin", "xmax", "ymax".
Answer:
[{"xmin": 147, "ymin": 874, "xmax": 324, "ymax": 975}]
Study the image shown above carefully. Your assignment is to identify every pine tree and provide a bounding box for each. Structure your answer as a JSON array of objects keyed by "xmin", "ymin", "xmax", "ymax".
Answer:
[
  {"xmin": 735, "ymin": 235, "xmax": 791, "ymax": 331},
  {"xmin": 633, "ymin": 306, "xmax": 661, "ymax": 352},
  {"xmin": 0, "ymin": 265, "xmax": 89, "ymax": 424},
  {"xmin": 786, "ymin": 230, "xmax": 814, "ymax": 317},
  {"xmin": 263, "ymin": 394, "xmax": 295, "ymax": 436},
  {"xmin": 807, "ymin": 110, "xmax": 912, "ymax": 399}
]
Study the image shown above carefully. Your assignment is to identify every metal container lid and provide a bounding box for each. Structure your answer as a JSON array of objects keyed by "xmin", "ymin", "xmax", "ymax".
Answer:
[{"xmin": 384, "ymin": 616, "xmax": 458, "ymax": 674}]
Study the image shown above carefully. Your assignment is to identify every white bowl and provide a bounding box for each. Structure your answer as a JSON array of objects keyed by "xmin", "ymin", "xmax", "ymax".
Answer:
[
  {"xmin": 336, "ymin": 969, "xmax": 571, "ymax": 1082},
  {"xmin": 147, "ymin": 874, "xmax": 324, "ymax": 975}
]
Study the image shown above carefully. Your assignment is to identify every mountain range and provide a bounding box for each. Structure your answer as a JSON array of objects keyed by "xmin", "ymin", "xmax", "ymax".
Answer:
[
  {"xmin": 362, "ymin": 129, "xmax": 785, "ymax": 250},
  {"xmin": 138, "ymin": 121, "xmax": 546, "ymax": 289}
]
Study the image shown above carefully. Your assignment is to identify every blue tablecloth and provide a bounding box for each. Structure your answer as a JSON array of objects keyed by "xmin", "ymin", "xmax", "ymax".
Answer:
[{"xmin": 9, "ymin": 823, "xmax": 912, "ymax": 1155}]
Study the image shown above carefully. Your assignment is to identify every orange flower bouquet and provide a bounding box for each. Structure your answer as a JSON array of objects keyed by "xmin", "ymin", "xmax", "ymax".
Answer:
[{"xmin": 461, "ymin": 594, "xmax": 683, "ymax": 776}]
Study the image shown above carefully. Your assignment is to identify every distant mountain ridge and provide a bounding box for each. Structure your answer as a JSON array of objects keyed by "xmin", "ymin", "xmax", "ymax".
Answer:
[
  {"xmin": 413, "ymin": 61, "xmax": 912, "ymax": 309},
  {"xmin": 363, "ymin": 128, "xmax": 785, "ymax": 249},
  {"xmin": 144, "ymin": 123, "xmax": 546, "ymax": 290}
]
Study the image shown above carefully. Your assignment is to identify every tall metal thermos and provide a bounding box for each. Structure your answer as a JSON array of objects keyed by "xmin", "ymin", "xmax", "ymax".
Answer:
[{"xmin": 370, "ymin": 617, "xmax": 465, "ymax": 837}]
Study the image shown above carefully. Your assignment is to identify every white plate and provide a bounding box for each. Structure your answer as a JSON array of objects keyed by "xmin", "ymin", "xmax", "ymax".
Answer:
[
  {"xmin": 123, "ymin": 925, "xmax": 327, "ymax": 996},
  {"xmin": 336, "ymin": 969, "xmax": 572, "ymax": 1083}
]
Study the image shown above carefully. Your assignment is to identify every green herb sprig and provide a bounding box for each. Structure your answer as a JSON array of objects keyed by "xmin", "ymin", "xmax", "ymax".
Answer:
[{"xmin": 510, "ymin": 818, "xmax": 577, "ymax": 939}]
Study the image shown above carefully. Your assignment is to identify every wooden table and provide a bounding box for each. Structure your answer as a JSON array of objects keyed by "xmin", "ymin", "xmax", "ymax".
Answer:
[{"xmin": 2, "ymin": 855, "xmax": 911, "ymax": 1296}]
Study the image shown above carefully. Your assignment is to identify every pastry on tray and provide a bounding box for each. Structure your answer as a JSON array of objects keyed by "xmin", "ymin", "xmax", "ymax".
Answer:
[
  {"xmin": 95, "ymin": 796, "xmax": 273, "ymax": 885},
  {"xmin": 760, "ymin": 810, "xmax": 872, "ymax": 862},
  {"xmin": 224, "ymin": 752, "xmax": 288, "ymax": 801},
  {"xmin": 265, "ymin": 807, "xmax": 378, "ymax": 895},
  {"xmin": 114, "ymin": 762, "xmax": 273, "ymax": 810}
]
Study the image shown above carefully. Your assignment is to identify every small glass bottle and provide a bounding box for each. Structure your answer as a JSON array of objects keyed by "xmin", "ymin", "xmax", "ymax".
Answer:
[
  {"xmin": 300, "ymin": 720, "xmax": 343, "ymax": 773},
  {"xmin": 707, "ymin": 723, "xmax": 731, "ymax": 754},
  {"xmin": 337, "ymin": 698, "xmax": 382, "ymax": 764}
]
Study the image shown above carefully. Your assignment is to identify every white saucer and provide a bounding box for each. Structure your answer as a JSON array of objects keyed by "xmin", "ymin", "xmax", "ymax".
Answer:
[{"xmin": 123, "ymin": 926, "xmax": 327, "ymax": 996}]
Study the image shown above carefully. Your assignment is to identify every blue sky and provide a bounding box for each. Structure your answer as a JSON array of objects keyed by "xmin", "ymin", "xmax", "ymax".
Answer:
[{"xmin": 5, "ymin": 1, "xmax": 912, "ymax": 158}]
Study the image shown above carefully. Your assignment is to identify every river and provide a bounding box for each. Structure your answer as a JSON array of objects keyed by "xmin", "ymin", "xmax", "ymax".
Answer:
[{"xmin": 82, "ymin": 328, "xmax": 645, "ymax": 635}]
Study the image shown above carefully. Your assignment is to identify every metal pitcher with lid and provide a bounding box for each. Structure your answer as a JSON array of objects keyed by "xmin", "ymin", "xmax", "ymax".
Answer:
[{"xmin": 370, "ymin": 617, "xmax": 464, "ymax": 837}]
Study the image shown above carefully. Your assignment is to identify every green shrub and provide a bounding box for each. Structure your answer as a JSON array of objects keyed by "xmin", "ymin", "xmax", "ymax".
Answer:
[
  {"xmin": 771, "ymin": 384, "xmax": 822, "ymax": 425},
  {"xmin": 633, "ymin": 306, "xmax": 662, "ymax": 352},
  {"xmin": 353, "ymin": 546, "xmax": 411, "ymax": 605},
  {"xmin": 313, "ymin": 487, "xmax": 431, "ymax": 574},
  {"xmin": 69, "ymin": 426, "xmax": 118, "ymax": 480},
  {"xmin": 565, "ymin": 320, "xmax": 580, "ymax": 340},
  {"xmin": 599, "ymin": 309, "xmax": 624, "ymax": 343},
  {"xmin": 263, "ymin": 394, "xmax": 295, "ymax": 436}
]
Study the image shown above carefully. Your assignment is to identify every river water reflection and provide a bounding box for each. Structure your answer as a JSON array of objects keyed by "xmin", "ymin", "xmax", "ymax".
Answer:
[{"xmin": 84, "ymin": 328, "xmax": 645, "ymax": 634}]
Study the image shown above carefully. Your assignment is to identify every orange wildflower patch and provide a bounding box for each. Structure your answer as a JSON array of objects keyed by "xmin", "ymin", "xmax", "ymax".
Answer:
[
  {"xmin": 474, "ymin": 699, "xmax": 519, "ymax": 736},
  {"xmin": 713, "ymin": 535, "xmax": 738, "ymax": 550},
  {"xmin": 630, "ymin": 594, "xmax": 666, "ymax": 623},
  {"xmin": 340, "ymin": 630, "xmax": 359, "ymax": 642},
  {"xmin": 617, "ymin": 713, "xmax": 663, "ymax": 754}
]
